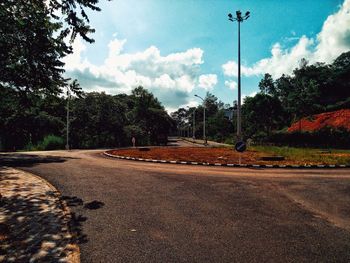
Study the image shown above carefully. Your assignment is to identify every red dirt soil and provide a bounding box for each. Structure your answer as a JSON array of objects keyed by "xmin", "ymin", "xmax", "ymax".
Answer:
[
  {"xmin": 107, "ymin": 147, "xmax": 329, "ymax": 165},
  {"xmin": 288, "ymin": 109, "xmax": 350, "ymax": 132}
]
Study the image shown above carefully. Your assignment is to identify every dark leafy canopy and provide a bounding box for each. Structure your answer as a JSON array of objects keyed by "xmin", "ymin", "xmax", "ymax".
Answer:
[
  {"xmin": 0, "ymin": 0, "xmax": 102, "ymax": 96},
  {"xmin": 129, "ymin": 87, "xmax": 174, "ymax": 145},
  {"xmin": 258, "ymin": 52, "xmax": 350, "ymax": 119},
  {"xmin": 0, "ymin": 86, "xmax": 174, "ymax": 150},
  {"xmin": 242, "ymin": 51, "xmax": 350, "ymax": 141},
  {"xmin": 69, "ymin": 87, "xmax": 174, "ymax": 148},
  {"xmin": 242, "ymin": 93, "xmax": 287, "ymax": 138},
  {"xmin": 171, "ymin": 51, "xmax": 350, "ymax": 144},
  {"xmin": 171, "ymin": 92, "xmax": 233, "ymax": 143}
]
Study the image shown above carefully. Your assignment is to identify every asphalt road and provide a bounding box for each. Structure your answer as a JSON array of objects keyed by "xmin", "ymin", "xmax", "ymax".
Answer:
[{"xmin": 1, "ymin": 144, "xmax": 350, "ymax": 262}]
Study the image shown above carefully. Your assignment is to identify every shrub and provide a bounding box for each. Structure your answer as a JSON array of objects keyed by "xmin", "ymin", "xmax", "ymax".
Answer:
[
  {"xmin": 266, "ymin": 127, "xmax": 350, "ymax": 149},
  {"xmin": 37, "ymin": 135, "xmax": 65, "ymax": 150}
]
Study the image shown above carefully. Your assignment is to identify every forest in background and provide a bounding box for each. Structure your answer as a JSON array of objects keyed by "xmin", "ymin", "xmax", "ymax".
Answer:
[
  {"xmin": 1, "ymin": 0, "xmax": 349, "ymax": 150},
  {"xmin": 0, "ymin": 86, "xmax": 174, "ymax": 150},
  {"xmin": 0, "ymin": 0, "xmax": 174, "ymax": 151},
  {"xmin": 171, "ymin": 51, "xmax": 350, "ymax": 148}
]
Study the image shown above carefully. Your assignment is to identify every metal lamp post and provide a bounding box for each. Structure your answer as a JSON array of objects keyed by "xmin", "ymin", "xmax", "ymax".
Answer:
[
  {"xmin": 228, "ymin": 10, "xmax": 250, "ymax": 142},
  {"xmin": 194, "ymin": 94, "xmax": 207, "ymax": 145}
]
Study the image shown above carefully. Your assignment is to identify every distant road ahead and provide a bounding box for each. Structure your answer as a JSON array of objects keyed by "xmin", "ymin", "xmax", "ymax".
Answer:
[{"xmin": 2, "ymin": 143, "xmax": 350, "ymax": 262}]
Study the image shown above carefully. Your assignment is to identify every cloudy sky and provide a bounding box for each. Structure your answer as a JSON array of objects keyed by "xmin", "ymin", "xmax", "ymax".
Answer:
[{"xmin": 63, "ymin": 0, "xmax": 350, "ymax": 112}]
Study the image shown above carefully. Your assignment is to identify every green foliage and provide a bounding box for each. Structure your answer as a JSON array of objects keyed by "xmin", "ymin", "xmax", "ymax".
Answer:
[
  {"xmin": 0, "ymin": 0, "xmax": 101, "ymax": 96},
  {"xmin": 258, "ymin": 53, "xmax": 350, "ymax": 120},
  {"xmin": 240, "ymin": 52, "xmax": 350, "ymax": 145},
  {"xmin": 36, "ymin": 135, "xmax": 65, "ymax": 151},
  {"xmin": 0, "ymin": 86, "xmax": 173, "ymax": 150},
  {"xmin": 171, "ymin": 92, "xmax": 233, "ymax": 142},
  {"xmin": 242, "ymin": 93, "xmax": 287, "ymax": 138},
  {"xmin": 124, "ymin": 125, "xmax": 149, "ymax": 146},
  {"xmin": 129, "ymin": 86, "xmax": 175, "ymax": 144},
  {"xmin": 250, "ymin": 145, "xmax": 350, "ymax": 165},
  {"xmin": 266, "ymin": 127, "xmax": 350, "ymax": 149}
]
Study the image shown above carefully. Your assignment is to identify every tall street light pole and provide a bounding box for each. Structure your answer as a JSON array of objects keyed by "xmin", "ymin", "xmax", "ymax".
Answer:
[
  {"xmin": 228, "ymin": 10, "xmax": 250, "ymax": 142},
  {"xmin": 194, "ymin": 94, "xmax": 207, "ymax": 145}
]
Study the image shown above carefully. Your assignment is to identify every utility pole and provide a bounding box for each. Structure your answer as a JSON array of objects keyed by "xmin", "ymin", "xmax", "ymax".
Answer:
[
  {"xmin": 66, "ymin": 87, "xmax": 70, "ymax": 150},
  {"xmin": 228, "ymin": 10, "xmax": 250, "ymax": 142}
]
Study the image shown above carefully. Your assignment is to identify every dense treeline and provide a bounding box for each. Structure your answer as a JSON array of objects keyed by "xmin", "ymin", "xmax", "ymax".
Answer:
[
  {"xmin": 243, "ymin": 52, "xmax": 350, "ymax": 143},
  {"xmin": 171, "ymin": 93, "xmax": 234, "ymax": 143},
  {"xmin": 70, "ymin": 87, "xmax": 174, "ymax": 148},
  {"xmin": 0, "ymin": 86, "xmax": 174, "ymax": 150},
  {"xmin": 1, "ymin": 0, "xmax": 349, "ymax": 150},
  {"xmin": 171, "ymin": 51, "xmax": 350, "ymax": 146},
  {"xmin": 0, "ymin": 0, "xmax": 174, "ymax": 151}
]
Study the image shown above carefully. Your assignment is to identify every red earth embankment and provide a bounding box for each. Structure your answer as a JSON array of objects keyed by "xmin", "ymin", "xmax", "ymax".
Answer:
[{"xmin": 288, "ymin": 109, "xmax": 350, "ymax": 132}]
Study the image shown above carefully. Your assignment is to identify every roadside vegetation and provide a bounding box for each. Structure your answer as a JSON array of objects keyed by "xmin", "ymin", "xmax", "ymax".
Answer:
[
  {"xmin": 1, "ymin": 0, "xmax": 349, "ymax": 153},
  {"xmin": 250, "ymin": 146, "xmax": 350, "ymax": 165},
  {"xmin": 0, "ymin": 0, "xmax": 173, "ymax": 151},
  {"xmin": 172, "ymin": 52, "xmax": 350, "ymax": 149}
]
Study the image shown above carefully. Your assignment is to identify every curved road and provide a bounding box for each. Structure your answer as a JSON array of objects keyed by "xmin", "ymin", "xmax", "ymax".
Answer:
[{"xmin": 2, "ymin": 146, "xmax": 350, "ymax": 262}]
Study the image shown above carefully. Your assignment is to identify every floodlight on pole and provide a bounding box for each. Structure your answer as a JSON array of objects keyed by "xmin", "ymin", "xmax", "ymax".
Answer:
[
  {"xmin": 194, "ymin": 94, "xmax": 207, "ymax": 145},
  {"xmin": 228, "ymin": 9, "xmax": 250, "ymax": 142}
]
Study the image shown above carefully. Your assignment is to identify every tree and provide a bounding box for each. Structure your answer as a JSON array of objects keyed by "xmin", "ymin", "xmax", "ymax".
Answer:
[
  {"xmin": 259, "ymin": 73, "xmax": 276, "ymax": 96},
  {"xmin": 0, "ymin": 0, "xmax": 103, "ymax": 96},
  {"xmin": 129, "ymin": 86, "xmax": 174, "ymax": 144},
  {"xmin": 0, "ymin": 0, "xmax": 104, "ymax": 150},
  {"xmin": 70, "ymin": 92, "xmax": 127, "ymax": 148},
  {"xmin": 330, "ymin": 51, "xmax": 350, "ymax": 104},
  {"xmin": 242, "ymin": 93, "xmax": 287, "ymax": 138}
]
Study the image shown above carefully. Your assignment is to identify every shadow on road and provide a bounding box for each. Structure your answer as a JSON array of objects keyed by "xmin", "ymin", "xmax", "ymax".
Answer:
[
  {"xmin": 0, "ymin": 168, "xmax": 78, "ymax": 262},
  {"xmin": 0, "ymin": 153, "xmax": 76, "ymax": 167},
  {"xmin": 61, "ymin": 195, "xmax": 105, "ymax": 245}
]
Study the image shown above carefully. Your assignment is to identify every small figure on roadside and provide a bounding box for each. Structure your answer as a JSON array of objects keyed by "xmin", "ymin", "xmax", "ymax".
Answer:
[{"xmin": 132, "ymin": 137, "xmax": 136, "ymax": 147}]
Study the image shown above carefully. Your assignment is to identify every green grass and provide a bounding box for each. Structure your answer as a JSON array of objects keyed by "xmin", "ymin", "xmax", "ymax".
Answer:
[{"xmin": 250, "ymin": 145, "xmax": 350, "ymax": 165}]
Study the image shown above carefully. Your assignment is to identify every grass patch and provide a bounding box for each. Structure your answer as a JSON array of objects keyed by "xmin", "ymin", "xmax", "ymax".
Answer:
[{"xmin": 250, "ymin": 145, "xmax": 350, "ymax": 165}]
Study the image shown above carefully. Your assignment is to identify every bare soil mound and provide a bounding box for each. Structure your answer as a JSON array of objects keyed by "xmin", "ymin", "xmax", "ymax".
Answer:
[{"xmin": 288, "ymin": 109, "xmax": 350, "ymax": 132}]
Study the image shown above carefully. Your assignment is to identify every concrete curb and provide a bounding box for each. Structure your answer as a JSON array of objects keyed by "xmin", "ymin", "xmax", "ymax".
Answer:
[
  {"xmin": 14, "ymin": 168, "xmax": 80, "ymax": 263},
  {"xmin": 103, "ymin": 152, "xmax": 350, "ymax": 169}
]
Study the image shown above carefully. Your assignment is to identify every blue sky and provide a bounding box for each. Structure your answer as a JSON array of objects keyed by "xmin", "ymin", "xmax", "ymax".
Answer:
[{"xmin": 64, "ymin": 0, "xmax": 350, "ymax": 111}]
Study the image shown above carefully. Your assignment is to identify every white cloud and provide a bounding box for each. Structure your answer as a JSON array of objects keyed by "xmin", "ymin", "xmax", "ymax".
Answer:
[
  {"xmin": 222, "ymin": 60, "xmax": 256, "ymax": 77},
  {"xmin": 242, "ymin": 91, "xmax": 257, "ymax": 103},
  {"xmin": 198, "ymin": 74, "xmax": 218, "ymax": 90},
  {"xmin": 62, "ymin": 37, "xmax": 87, "ymax": 71},
  {"xmin": 224, "ymin": 80, "xmax": 237, "ymax": 90},
  {"xmin": 314, "ymin": 0, "xmax": 350, "ymax": 62},
  {"xmin": 222, "ymin": 0, "xmax": 350, "ymax": 79},
  {"xmin": 64, "ymin": 37, "xmax": 215, "ymax": 109}
]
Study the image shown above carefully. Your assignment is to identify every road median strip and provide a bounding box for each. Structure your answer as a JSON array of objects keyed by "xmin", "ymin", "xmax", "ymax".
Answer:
[{"xmin": 103, "ymin": 151, "xmax": 350, "ymax": 169}]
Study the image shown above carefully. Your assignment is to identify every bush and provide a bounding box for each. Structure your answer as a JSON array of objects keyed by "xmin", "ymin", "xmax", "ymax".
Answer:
[
  {"xmin": 37, "ymin": 135, "xmax": 65, "ymax": 150},
  {"xmin": 266, "ymin": 127, "xmax": 350, "ymax": 149}
]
